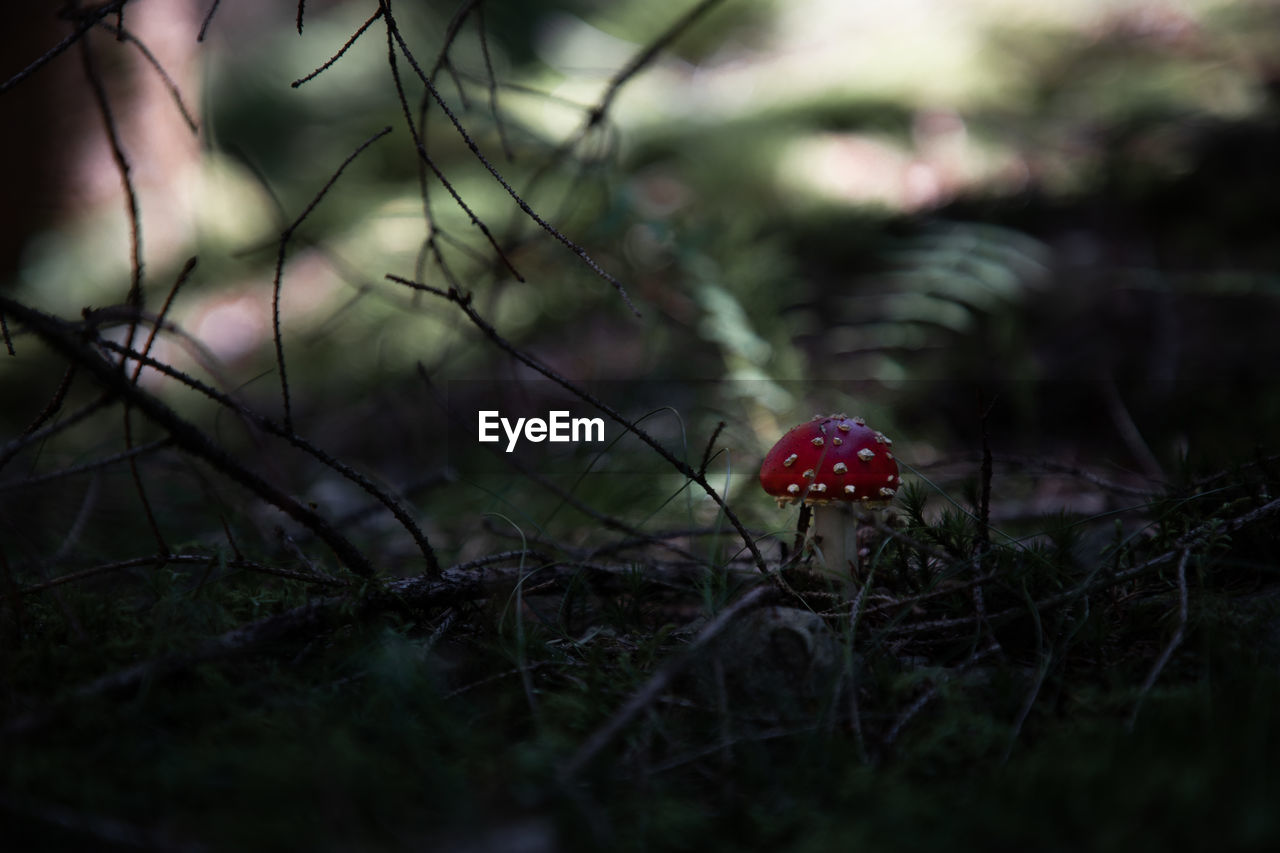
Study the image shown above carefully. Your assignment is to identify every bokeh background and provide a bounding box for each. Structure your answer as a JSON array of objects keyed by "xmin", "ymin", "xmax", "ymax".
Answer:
[
  {"xmin": 4, "ymin": 2, "xmax": 1280, "ymax": 850},
  {"xmin": 2, "ymin": 0, "xmax": 1279, "ymax": 585}
]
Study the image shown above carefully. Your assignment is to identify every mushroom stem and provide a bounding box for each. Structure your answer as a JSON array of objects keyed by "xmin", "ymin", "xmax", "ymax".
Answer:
[{"xmin": 812, "ymin": 503, "xmax": 857, "ymax": 581}]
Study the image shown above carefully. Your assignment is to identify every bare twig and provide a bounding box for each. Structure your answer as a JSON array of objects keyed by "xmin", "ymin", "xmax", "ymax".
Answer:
[
  {"xmin": 1102, "ymin": 373, "xmax": 1165, "ymax": 483},
  {"xmin": 476, "ymin": 2, "xmax": 513, "ymax": 160},
  {"xmin": 122, "ymin": 403, "xmax": 170, "ymax": 556},
  {"xmin": 2, "ymin": 561, "xmax": 559, "ymax": 738},
  {"xmin": 388, "ymin": 275, "xmax": 770, "ymax": 575},
  {"xmin": 197, "ymin": 0, "xmax": 222, "ymax": 42},
  {"xmin": 291, "ymin": 7, "xmax": 384, "ymax": 88},
  {"xmin": 80, "ymin": 28, "xmax": 144, "ymax": 349},
  {"xmin": 1000, "ymin": 654, "xmax": 1051, "ymax": 764},
  {"xmin": 95, "ymin": 20, "xmax": 199, "ymax": 133},
  {"xmin": 0, "ymin": 1, "xmax": 125, "ymax": 94},
  {"xmin": 0, "ymin": 392, "xmax": 112, "ymax": 477},
  {"xmin": 1127, "ymin": 549, "xmax": 1191, "ymax": 730},
  {"xmin": 384, "ymin": 20, "xmax": 524, "ymax": 282},
  {"xmin": 986, "ymin": 454, "xmax": 1158, "ymax": 499},
  {"xmin": 21, "ymin": 365, "xmax": 78, "ymax": 437},
  {"xmin": 133, "ymin": 257, "xmax": 198, "ymax": 385},
  {"xmin": 19, "ymin": 552, "xmax": 350, "ymax": 595},
  {"xmin": 121, "ymin": 262, "xmax": 194, "ymax": 558},
  {"xmin": 972, "ymin": 390, "xmax": 999, "ymax": 651},
  {"xmin": 92, "ymin": 336, "xmax": 441, "ymax": 576},
  {"xmin": 379, "ymin": 2, "xmax": 639, "ymax": 314},
  {"xmin": 273, "ymin": 126, "xmax": 393, "ymax": 433},
  {"xmin": 500, "ymin": 0, "xmax": 724, "ymax": 249},
  {"xmin": 884, "ymin": 497, "xmax": 1280, "ymax": 637},
  {"xmin": 560, "ymin": 584, "xmax": 771, "ymax": 779},
  {"xmin": 697, "ymin": 420, "xmax": 726, "ymax": 476},
  {"xmin": 1, "ymin": 312, "xmax": 14, "ymax": 356},
  {"xmin": 0, "ymin": 298, "xmax": 377, "ymax": 579},
  {"xmin": 846, "ymin": 561, "xmax": 880, "ymax": 761},
  {"xmin": 586, "ymin": 0, "xmax": 725, "ymax": 129},
  {"xmin": 884, "ymin": 643, "xmax": 999, "ymax": 747}
]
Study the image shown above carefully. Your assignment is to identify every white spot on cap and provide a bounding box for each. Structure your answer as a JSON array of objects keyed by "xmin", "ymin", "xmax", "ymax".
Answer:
[
  {"xmin": 844, "ymin": 485, "xmax": 857, "ymax": 495},
  {"xmin": 852, "ymin": 416, "xmax": 866, "ymax": 426},
  {"xmin": 833, "ymin": 462, "xmax": 848, "ymax": 474},
  {"xmin": 783, "ymin": 453, "xmax": 798, "ymax": 467},
  {"xmin": 787, "ymin": 483, "xmax": 800, "ymax": 495},
  {"xmin": 833, "ymin": 437, "xmax": 843, "ymax": 446},
  {"xmin": 857, "ymin": 448, "xmax": 875, "ymax": 462},
  {"xmin": 887, "ymin": 474, "xmax": 895, "ymax": 482},
  {"xmin": 813, "ymin": 483, "xmax": 827, "ymax": 493},
  {"xmin": 879, "ymin": 487, "xmax": 896, "ymax": 497},
  {"xmin": 811, "ymin": 437, "xmax": 824, "ymax": 447},
  {"xmin": 837, "ymin": 422, "xmax": 851, "ymax": 432},
  {"xmin": 803, "ymin": 468, "xmax": 815, "ymax": 479}
]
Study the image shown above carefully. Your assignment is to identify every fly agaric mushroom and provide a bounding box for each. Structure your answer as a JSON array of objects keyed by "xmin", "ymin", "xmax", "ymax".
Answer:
[{"xmin": 759, "ymin": 414, "xmax": 900, "ymax": 578}]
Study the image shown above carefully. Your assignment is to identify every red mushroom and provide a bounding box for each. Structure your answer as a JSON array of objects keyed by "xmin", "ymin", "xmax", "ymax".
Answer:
[{"xmin": 760, "ymin": 414, "xmax": 900, "ymax": 578}]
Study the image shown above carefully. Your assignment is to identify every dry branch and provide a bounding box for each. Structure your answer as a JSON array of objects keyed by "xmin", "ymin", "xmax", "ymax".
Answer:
[
  {"xmin": 560, "ymin": 583, "xmax": 772, "ymax": 779},
  {"xmin": 0, "ymin": 298, "xmax": 376, "ymax": 580},
  {"xmin": 387, "ymin": 274, "xmax": 772, "ymax": 576}
]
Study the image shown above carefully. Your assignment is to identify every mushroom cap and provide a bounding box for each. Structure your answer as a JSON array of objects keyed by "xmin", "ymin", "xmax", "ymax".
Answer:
[{"xmin": 759, "ymin": 413, "xmax": 900, "ymax": 508}]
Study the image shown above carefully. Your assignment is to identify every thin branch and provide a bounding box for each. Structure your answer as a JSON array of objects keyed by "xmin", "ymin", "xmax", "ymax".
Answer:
[
  {"xmin": 291, "ymin": 7, "xmax": 384, "ymax": 88},
  {"xmin": 846, "ymin": 561, "xmax": 880, "ymax": 762},
  {"xmin": 80, "ymin": 28, "xmax": 144, "ymax": 337},
  {"xmin": 197, "ymin": 0, "xmax": 222, "ymax": 42},
  {"xmin": 2, "ymin": 564, "xmax": 510, "ymax": 738},
  {"xmin": 19, "ymin": 552, "xmax": 350, "ymax": 595},
  {"xmin": 1102, "ymin": 372, "xmax": 1166, "ymax": 483},
  {"xmin": 95, "ymin": 20, "xmax": 199, "ymax": 133},
  {"xmin": 476, "ymin": 1, "xmax": 513, "ymax": 160},
  {"xmin": 1, "ymin": 312, "xmax": 14, "ymax": 356},
  {"xmin": 0, "ymin": 439, "xmax": 172, "ymax": 493},
  {"xmin": 122, "ymin": 403, "xmax": 170, "ymax": 556},
  {"xmin": 388, "ymin": 274, "xmax": 771, "ymax": 575},
  {"xmin": 22, "ymin": 365, "xmax": 78, "ymax": 437},
  {"xmin": 499, "ymin": 0, "xmax": 723, "ymax": 249},
  {"xmin": 560, "ymin": 584, "xmax": 771, "ymax": 779},
  {"xmin": 885, "ymin": 497, "xmax": 1280, "ymax": 638},
  {"xmin": 428, "ymin": 0, "xmax": 480, "ymax": 82},
  {"xmin": 586, "ymin": 0, "xmax": 725, "ymax": 128},
  {"xmin": 986, "ymin": 454, "xmax": 1158, "ymax": 499},
  {"xmin": 1127, "ymin": 549, "xmax": 1191, "ymax": 730},
  {"xmin": 0, "ymin": 298, "xmax": 376, "ymax": 579},
  {"xmin": 379, "ymin": 2, "xmax": 639, "ymax": 314},
  {"xmin": 273, "ymin": 126, "xmax": 393, "ymax": 433},
  {"xmin": 132, "ymin": 256, "xmax": 197, "ymax": 385},
  {"xmin": 119, "ymin": 260, "xmax": 197, "ymax": 559},
  {"xmin": 384, "ymin": 20, "xmax": 524, "ymax": 282},
  {"xmin": 884, "ymin": 643, "xmax": 999, "ymax": 747},
  {"xmin": 0, "ymin": 1, "xmax": 125, "ymax": 94},
  {"xmin": 0, "ymin": 390, "xmax": 111, "ymax": 478},
  {"xmin": 1000, "ymin": 653, "xmax": 1051, "ymax": 764},
  {"xmin": 91, "ymin": 337, "xmax": 441, "ymax": 576},
  {"xmin": 697, "ymin": 420, "xmax": 726, "ymax": 476}
]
